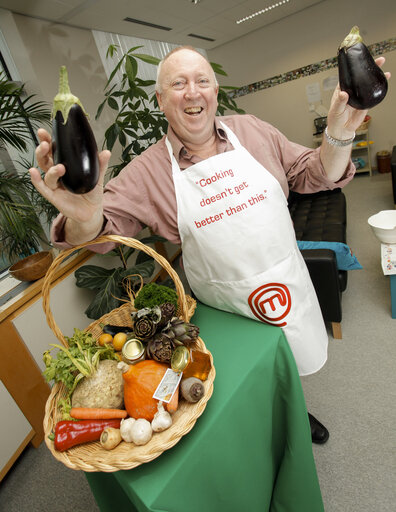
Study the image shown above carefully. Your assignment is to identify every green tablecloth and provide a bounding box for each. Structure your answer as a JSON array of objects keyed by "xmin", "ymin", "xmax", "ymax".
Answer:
[{"xmin": 86, "ymin": 303, "xmax": 324, "ymax": 512}]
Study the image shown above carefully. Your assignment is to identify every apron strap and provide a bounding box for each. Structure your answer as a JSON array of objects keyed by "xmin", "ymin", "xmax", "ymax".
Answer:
[
  {"xmin": 219, "ymin": 121, "xmax": 243, "ymax": 150},
  {"xmin": 165, "ymin": 120, "xmax": 244, "ymax": 165},
  {"xmin": 165, "ymin": 136, "xmax": 175, "ymax": 162}
]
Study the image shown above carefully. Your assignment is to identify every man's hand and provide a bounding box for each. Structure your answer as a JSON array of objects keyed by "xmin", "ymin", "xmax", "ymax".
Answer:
[
  {"xmin": 29, "ymin": 128, "xmax": 111, "ymax": 243},
  {"xmin": 326, "ymin": 57, "xmax": 390, "ymax": 140}
]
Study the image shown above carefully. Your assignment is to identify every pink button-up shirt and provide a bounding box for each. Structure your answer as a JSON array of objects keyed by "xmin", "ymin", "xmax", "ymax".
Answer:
[{"xmin": 51, "ymin": 114, "xmax": 354, "ymax": 252}]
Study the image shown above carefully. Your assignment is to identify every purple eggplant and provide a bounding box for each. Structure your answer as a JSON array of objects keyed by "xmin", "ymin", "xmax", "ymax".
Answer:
[
  {"xmin": 51, "ymin": 66, "xmax": 99, "ymax": 194},
  {"xmin": 338, "ymin": 26, "xmax": 388, "ymax": 110}
]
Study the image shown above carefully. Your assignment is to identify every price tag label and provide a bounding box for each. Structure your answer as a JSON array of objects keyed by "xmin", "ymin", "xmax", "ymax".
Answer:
[{"xmin": 153, "ymin": 368, "xmax": 182, "ymax": 403}]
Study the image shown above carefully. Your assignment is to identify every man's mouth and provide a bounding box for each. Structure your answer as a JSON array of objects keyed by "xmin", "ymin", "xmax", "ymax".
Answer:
[{"xmin": 184, "ymin": 107, "xmax": 203, "ymax": 115}]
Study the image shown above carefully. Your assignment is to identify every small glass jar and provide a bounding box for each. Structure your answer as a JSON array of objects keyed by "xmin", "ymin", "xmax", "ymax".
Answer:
[
  {"xmin": 171, "ymin": 346, "xmax": 211, "ymax": 381},
  {"xmin": 122, "ymin": 338, "xmax": 145, "ymax": 365}
]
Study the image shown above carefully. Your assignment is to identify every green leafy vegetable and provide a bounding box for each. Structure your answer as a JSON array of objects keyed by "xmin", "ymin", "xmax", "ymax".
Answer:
[{"xmin": 134, "ymin": 282, "xmax": 178, "ymax": 310}]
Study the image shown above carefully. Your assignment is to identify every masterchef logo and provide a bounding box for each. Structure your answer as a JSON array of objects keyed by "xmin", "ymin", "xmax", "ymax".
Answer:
[{"xmin": 248, "ymin": 283, "xmax": 291, "ymax": 327}]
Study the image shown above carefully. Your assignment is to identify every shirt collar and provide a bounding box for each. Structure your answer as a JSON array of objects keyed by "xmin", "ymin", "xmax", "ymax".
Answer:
[{"xmin": 166, "ymin": 117, "xmax": 228, "ymax": 163}]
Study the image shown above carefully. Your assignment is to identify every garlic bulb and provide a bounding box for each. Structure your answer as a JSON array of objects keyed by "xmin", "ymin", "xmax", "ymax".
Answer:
[
  {"xmin": 130, "ymin": 418, "xmax": 153, "ymax": 445},
  {"xmin": 151, "ymin": 401, "xmax": 173, "ymax": 432},
  {"xmin": 120, "ymin": 417, "xmax": 136, "ymax": 443}
]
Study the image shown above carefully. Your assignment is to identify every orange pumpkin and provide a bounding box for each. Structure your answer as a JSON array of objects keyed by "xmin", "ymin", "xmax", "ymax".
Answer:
[{"xmin": 122, "ymin": 360, "xmax": 179, "ymax": 421}]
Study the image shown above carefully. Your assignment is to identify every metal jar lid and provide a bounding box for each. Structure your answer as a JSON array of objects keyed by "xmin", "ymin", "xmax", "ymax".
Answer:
[
  {"xmin": 122, "ymin": 338, "xmax": 144, "ymax": 362},
  {"xmin": 171, "ymin": 345, "xmax": 190, "ymax": 372}
]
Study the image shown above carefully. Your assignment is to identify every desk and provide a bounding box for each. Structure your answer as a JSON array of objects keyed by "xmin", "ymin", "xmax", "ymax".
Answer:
[{"xmin": 86, "ymin": 303, "xmax": 323, "ymax": 512}]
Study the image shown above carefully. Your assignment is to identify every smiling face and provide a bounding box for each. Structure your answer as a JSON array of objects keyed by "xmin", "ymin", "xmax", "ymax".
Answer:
[{"xmin": 156, "ymin": 49, "xmax": 219, "ymax": 148}]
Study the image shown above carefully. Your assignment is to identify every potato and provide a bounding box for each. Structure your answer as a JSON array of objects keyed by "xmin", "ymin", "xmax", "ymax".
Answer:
[{"xmin": 71, "ymin": 359, "xmax": 124, "ymax": 409}]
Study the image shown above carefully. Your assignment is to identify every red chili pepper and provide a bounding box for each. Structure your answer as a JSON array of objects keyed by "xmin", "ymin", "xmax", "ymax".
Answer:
[{"xmin": 54, "ymin": 419, "xmax": 121, "ymax": 451}]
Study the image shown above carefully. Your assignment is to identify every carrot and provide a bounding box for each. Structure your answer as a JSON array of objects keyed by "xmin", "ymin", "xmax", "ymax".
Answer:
[
  {"xmin": 165, "ymin": 385, "xmax": 179, "ymax": 414},
  {"xmin": 70, "ymin": 407, "xmax": 128, "ymax": 420}
]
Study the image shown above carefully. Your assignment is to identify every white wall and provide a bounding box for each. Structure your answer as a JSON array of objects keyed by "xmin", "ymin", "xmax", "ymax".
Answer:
[
  {"xmin": 0, "ymin": 8, "xmax": 114, "ymax": 159},
  {"xmin": 208, "ymin": 0, "xmax": 396, "ymax": 166}
]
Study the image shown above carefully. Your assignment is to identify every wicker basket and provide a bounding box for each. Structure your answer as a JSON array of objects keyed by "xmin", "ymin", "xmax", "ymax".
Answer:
[{"xmin": 42, "ymin": 235, "xmax": 215, "ymax": 472}]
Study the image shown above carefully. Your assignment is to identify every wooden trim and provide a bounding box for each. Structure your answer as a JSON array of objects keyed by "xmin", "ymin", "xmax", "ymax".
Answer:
[
  {"xmin": 0, "ymin": 429, "xmax": 35, "ymax": 482},
  {"xmin": 0, "ymin": 320, "xmax": 50, "ymax": 444},
  {"xmin": 331, "ymin": 322, "xmax": 342, "ymax": 339}
]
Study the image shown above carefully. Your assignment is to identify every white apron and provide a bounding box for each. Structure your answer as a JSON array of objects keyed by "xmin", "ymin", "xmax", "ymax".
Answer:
[{"xmin": 166, "ymin": 123, "xmax": 328, "ymax": 376}]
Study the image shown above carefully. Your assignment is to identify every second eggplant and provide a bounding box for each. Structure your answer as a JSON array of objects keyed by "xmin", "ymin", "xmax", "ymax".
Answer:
[
  {"xmin": 338, "ymin": 26, "xmax": 388, "ymax": 110},
  {"xmin": 52, "ymin": 66, "xmax": 99, "ymax": 194}
]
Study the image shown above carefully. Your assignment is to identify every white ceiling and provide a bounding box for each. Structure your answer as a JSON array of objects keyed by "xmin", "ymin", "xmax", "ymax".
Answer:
[{"xmin": 0, "ymin": 0, "xmax": 325, "ymax": 50}]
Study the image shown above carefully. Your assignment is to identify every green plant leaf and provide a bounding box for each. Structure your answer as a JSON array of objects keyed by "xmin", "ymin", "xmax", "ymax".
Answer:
[
  {"xmin": 139, "ymin": 235, "xmax": 167, "ymax": 245},
  {"xmin": 135, "ymin": 251, "xmax": 154, "ymax": 265},
  {"xmin": 84, "ymin": 283, "xmax": 124, "ymax": 319},
  {"xmin": 104, "ymin": 123, "xmax": 120, "ymax": 151},
  {"xmin": 118, "ymin": 131, "xmax": 126, "ymax": 147},
  {"xmin": 133, "ymin": 54, "xmax": 161, "ymax": 65},
  {"xmin": 106, "ymin": 44, "xmax": 119, "ymax": 59},
  {"xmin": 74, "ymin": 265, "xmax": 120, "ymax": 290},
  {"xmin": 127, "ymin": 45, "xmax": 144, "ymax": 54},
  {"xmin": 210, "ymin": 62, "xmax": 228, "ymax": 76},
  {"xmin": 136, "ymin": 79, "xmax": 156, "ymax": 87},
  {"xmin": 125, "ymin": 55, "xmax": 138, "ymax": 83},
  {"xmin": 75, "ymin": 266, "xmax": 127, "ymax": 319},
  {"xmin": 107, "ymin": 96, "xmax": 119, "ymax": 111},
  {"xmin": 105, "ymin": 55, "xmax": 126, "ymax": 90},
  {"xmin": 121, "ymin": 260, "xmax": 155, "ymax": 280},
  {"xmin": 95, "ymin": 99, "xmax": 107, "ymax": 120}
]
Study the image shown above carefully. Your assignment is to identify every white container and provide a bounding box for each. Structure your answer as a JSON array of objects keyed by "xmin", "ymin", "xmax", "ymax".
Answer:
[{"xmin": 368, "ymin": 210, "xmax": 396, "ymax": 243}]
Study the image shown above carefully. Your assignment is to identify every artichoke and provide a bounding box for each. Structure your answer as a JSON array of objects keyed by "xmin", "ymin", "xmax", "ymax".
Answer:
[
  {"xmin": 134, "ymin": 316, "xmax": 157, "ymax": 340},
  {"xmin": 157, "ymin": 302, "xmax": 176, "ymax": 328},
  {"xmin": 162, "ymin": 318, "xmax": 199, "ymax": 346},
  {"xmin": 132, "ymin": 306, "xmax": 161, "ymax": 340},
  {"xmin": 146, "ymin": 334, "xmax": 176, "ymax": 363}
]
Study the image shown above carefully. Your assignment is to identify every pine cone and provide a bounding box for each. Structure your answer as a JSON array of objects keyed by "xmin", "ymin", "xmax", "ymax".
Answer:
[
  {"xmin": 162, "ymin": 318, "xmax": 199, "ymax": 346},
  {"xmin": 146, "ymin": 334, "xmax": 175, "ymax": 363}
]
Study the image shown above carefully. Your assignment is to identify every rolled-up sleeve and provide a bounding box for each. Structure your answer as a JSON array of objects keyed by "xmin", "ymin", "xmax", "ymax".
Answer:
[{"xmin": 285, "ymin": 142, "xmax": 355, "ymax": 193}]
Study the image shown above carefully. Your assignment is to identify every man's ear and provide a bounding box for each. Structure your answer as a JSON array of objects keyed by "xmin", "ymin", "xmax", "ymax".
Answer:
[{"xmin": 156, "ymin": 91, "xmax": 164, "ymax": 112}]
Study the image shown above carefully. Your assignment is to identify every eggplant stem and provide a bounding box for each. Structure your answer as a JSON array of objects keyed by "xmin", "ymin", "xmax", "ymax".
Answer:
[
  {"xmin": 52, "ymin": 65, "xmax": 88, "ymax": 123},
  {"xmin": 339, "ymin": 26, "xmax": 363, "ymax": 51}
]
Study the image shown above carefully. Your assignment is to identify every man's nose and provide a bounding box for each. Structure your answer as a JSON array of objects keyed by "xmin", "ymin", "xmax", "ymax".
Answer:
[{"xmin": 185, "ymin": 81, "xmax": 199, "ymax": 97}]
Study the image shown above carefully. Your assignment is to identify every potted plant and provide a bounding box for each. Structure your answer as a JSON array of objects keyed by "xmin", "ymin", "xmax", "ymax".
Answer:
[{"xmin": 0, "ymin": 71, "xmax": 55, "ymax": 268}]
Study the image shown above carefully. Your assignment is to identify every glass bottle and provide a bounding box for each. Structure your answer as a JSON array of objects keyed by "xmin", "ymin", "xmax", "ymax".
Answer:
[{"xmin": 171, "ymin": 346, "xmax": 211, "ymax": 381}]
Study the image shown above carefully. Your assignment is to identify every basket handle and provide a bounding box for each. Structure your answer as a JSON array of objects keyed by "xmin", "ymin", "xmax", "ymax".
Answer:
[{"xmin": 41, "ymin": 235, "xmax": 188, "ymax": 347}]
